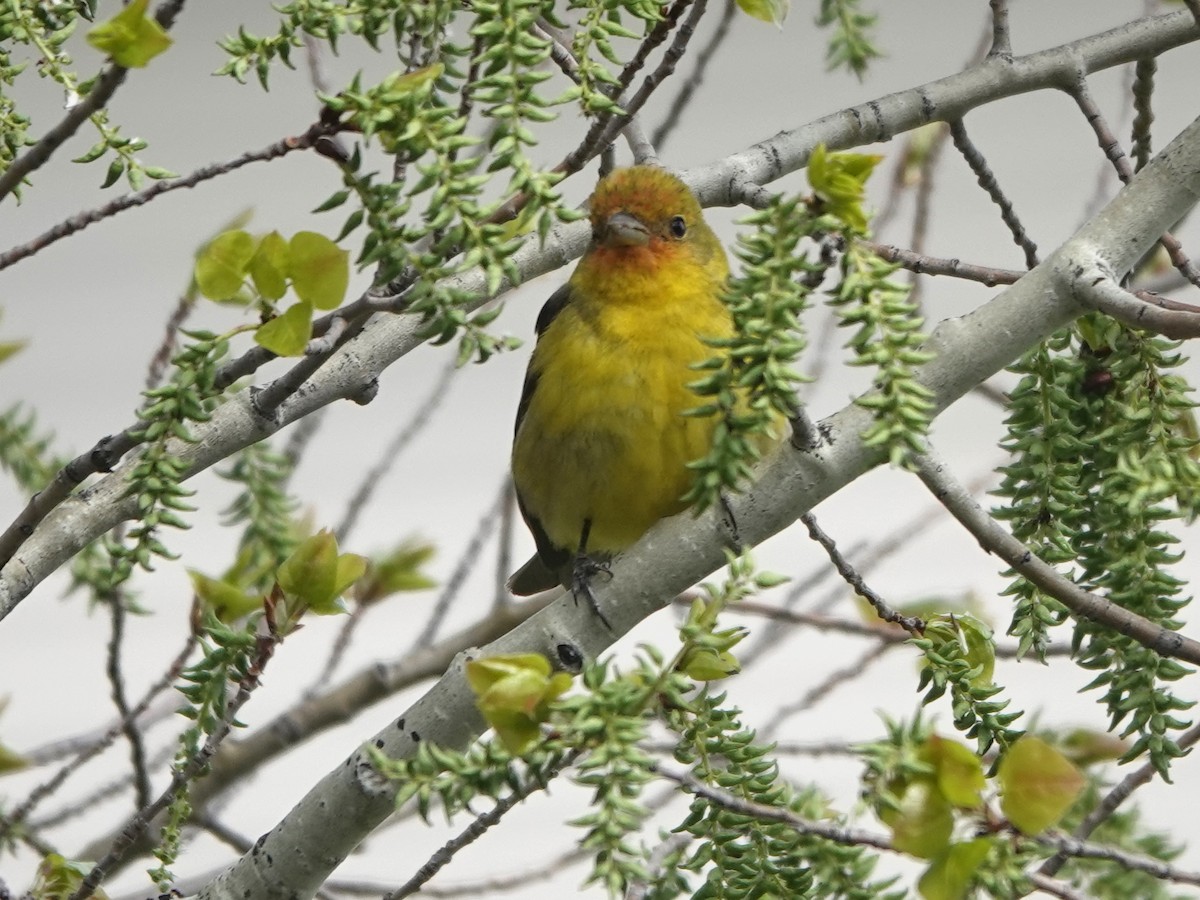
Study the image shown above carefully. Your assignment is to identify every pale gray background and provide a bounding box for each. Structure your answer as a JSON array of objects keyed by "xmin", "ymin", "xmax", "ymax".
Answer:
[{"xmin": 2, "ymin": 1, "xmax": 1199, "ymax": 896}]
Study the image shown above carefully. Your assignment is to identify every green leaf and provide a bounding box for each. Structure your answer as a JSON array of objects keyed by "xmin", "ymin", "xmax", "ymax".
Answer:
[
  {"xmin": 288, "ymin": 231, "xmax": 349, "ymax": 310},
  {"xmin": 86, "ymin": 0, "xmax": 173, "ymax": 68},
  {"xmin": 924, "ymin": 735, "xmax": 985, "ymax": 809},
  {"xmin": 254, "ymin": 302, "xmax": 313, "ymax": 357},
  {"xmin": 249, "ymin": 231, "xmax": 289, "ymax": 301},
  {"xmin": 0, "ymin": 740, "xmax": 28, "ymax": 775},
  {"xmin": 736, "ymin": 0, "xmax": 789, "ymax": 26},
  {"xmin": 998, "ymin": 735, "xmax": 1085, "ymax": 836},
  {"xmin": 917, "ymin": 838, "xmax": 992, "ymax": 900},
  {"xmin": 0, "ymin": 340, "xmax": 26, "ymax": 365},
  {"xmin": 32, "ymin": 854, "xmax": 102, "ymax": 900},
  {"xmin": 466, "ymin": 654, "xmax": 573, "ymax": 754},
  {"xmin": 357, "ymin": 540, "xmax": 437, "ymax": 604},
  {"xmin": 882, "ymin": 778, "xmax": 954, "ymax": 859},
  {"xmin": 195, "ymin": 230, "xmax": 255, "ymax": 301},
  {"xmin": 277, "ymin": 531, "xmax": 336, "ymax": 605},
  {"xmin": 806, "ymin": 144, "xmax": 883, "ymax": 234},
  {"xmin": 188, "ymin": 569, "xmax": 260, "ymax": 622},
  {"xmin": 680, "ymin": 647, "xmax": 741, "ymax": 681}
]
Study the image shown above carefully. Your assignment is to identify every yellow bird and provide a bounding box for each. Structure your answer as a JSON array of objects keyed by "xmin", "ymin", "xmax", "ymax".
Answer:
[{"xmin": 509, "ymin": 165, "xmax": 758, "ymax": 611}]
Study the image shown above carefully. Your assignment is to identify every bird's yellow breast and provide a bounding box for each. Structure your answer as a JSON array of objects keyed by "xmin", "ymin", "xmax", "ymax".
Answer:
[{"xmin": 512, "ymin": 249, "xmax": 731, "ymax": 556}]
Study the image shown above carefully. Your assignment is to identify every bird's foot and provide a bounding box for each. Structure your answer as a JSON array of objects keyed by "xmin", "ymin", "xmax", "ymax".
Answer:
[{"xmin": 570, "ymin": 555, "xmax": 613, "ymax": 630}]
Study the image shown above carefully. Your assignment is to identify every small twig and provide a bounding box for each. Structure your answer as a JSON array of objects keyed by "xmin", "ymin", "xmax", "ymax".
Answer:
[
  {"xmin": 334, "ymin": 354, "xmax": 458, "ymax": 544},
  {"xmin": 408, "ymin": 480, "xmax": 511, "ymax": 652},
  {"xmin": 760, "ymin": 640, "xmax": 893, "ymax": 740},
  {"xmin": 651, "ymin": 0, "xmax": 736, "ymax": 150},
  {"xmin": 0, "ymin": 120, "xmax": 340, "ymax": 272},
  {"xmin": 1069, "ymin": 74, "xmax": 1200, "ymax": 288},
  {"xmin": 386, "ymin": 750, "xmax": 581, "ymax": 899},
  {"xmin": 988, "ymin": 0, "xmax": 1012, "ymax": 58},
  {"xmin": 861, "ymin": 240, "xmax": 1200, "ymax": 316},
  {"xmin": 800, "ymin": 512, "xmax": 926, "ymax": 635},
  {"xmin": 250, "ymin": 315, "xmax": 373, "ymax": 419},
  {"xmin": 913, "ymin": 448, "xmax": 1200, "ymax": 665},
  {"xmin": 1074, "ymin": 269, "xmax": 1200, "ymax": 339},
  {"xmin": 0, "ymin": 634, "xmax": 194, "ymax": 843},
  {"xmin": 948, "ymin": 118, "xmax": 1040, "ymax": 269},
  {"xmin": 652, "ymin": 763, "xmax": 896, "ymax": 851},
  {"xmin": 559, "ymin": 0, "xmax": 709, "ymax": 177},
  {"xmin": 32, "ymin": 741, "xmax": 175, "ymax": 830},
  {"xmin": 68, "ymin": 627, "xmax": 281, "ymax": 900},
  {"xmin": 105, "ymin": 594, "xmax": 153, "ymax": 813},
  {"xmin": 728, "ymin": 600, "xmax": 1073, "ymax": 658},
  {"xmin": 1030, "ymin": 830, "xmax": 1200, "ymax": 887},
  {"xmin": 1130, "ymin": 57, "xmax": 1156, "ymax": 172}
]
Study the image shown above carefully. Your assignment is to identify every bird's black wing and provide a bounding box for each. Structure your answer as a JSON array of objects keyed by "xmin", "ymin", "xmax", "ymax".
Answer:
[
  {"xmin": 513, "ymin": 282, "xmax": 573, "ymax": 439},
  {"xmin": 508, "ymin": 283, "xmax": 576, "ymax": 594}
]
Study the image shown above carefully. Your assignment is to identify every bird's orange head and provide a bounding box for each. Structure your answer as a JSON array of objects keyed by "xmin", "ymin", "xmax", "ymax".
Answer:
[{"xmin": 580, "ymin": 166, "xmax": 725, "ymax": 280}]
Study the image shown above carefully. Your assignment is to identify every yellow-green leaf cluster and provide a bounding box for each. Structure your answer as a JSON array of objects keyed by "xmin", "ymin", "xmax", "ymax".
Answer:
[
  {"xmin": 276, "ymin": 530, "xmax": 367, "ymax": 618},
  {"xmin": 354, "ymin": 539, "xmax": 437, "ymax": 606},
  {"xmin": 32, "ymin": 854, "xmax": 106, "ymax": 900},
  {"xmin": 193, "ymin": 229, "xmax": 350, "ymax": 356},
  {"xmin": 86, "ymin": 0, "xmax": 172, "ymax": 68},
  {"xmin": 807, "ymin": 144, "xmax": 883, "ymax": 234},
  {"xmin": 467, "ymin": 654, "xmax": 573, "ymax": 754},
  {"xmin": 188, "ymin": 569, "xmax": 261, "ymax": 623},
  {"xmin": 736, "ymin": 0, "xmax": 790, "ymax": 27}
]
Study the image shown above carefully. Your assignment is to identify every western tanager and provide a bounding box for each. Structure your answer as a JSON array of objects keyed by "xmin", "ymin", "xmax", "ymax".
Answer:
[{"xmin": 508, "ymin": 165, "xmax": 759, "ymax": 610}]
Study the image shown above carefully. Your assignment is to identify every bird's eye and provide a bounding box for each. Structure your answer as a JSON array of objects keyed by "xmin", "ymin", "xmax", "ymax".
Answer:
[{"xmin": 669, "ymin": 216, "xmax": 687, "ymax": 238}]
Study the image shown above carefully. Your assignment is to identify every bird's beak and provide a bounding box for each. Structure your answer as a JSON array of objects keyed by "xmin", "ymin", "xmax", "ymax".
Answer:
[{"xmin": 601, "ymin": 211, "xmax": 650, "ymax": 247}]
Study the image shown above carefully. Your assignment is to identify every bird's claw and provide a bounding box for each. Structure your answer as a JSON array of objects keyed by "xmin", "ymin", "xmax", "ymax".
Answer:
[{"xmin": 571, "ymin": 555, "xmax": 613, "ymax": 630}]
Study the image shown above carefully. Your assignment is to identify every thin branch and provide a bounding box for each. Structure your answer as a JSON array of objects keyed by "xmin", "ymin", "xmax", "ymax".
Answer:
[
  {"xmin": 760, "ymin": 640, "xmax": 893, "ymax": 740},
  {"xmin": 1131, "ymin": 57, "xmax": 1156, "ymax": 172},
  {"xmin": 1069, "ymin": 74, "xmax": 1200, "ymax": 288},
  {"xmin": 70, "ymin": 627, "xmax": 281, "ymax": 900},
  {"xmin": 408, "ymin": 480, "xmax": 511, "ymax": 652},
  {"xmin": 651, "ymin": 0, "xmax": 737, "ymax": 150},
  {"xmin": 862, "ymin": 240, "xmax": 1200, "ymax": 316},
  {"xmin": 988, "ymin": 0, "xmax": 1012, "ymax": 58},
  {"xmin": 0, "ymin": 119, "xmax": 339, "ymax": 272},
  {"xmin": 1031, "ymin": 830, "xmax": 1200, "ymax": 887},
  {"xmin": 1073, "ymin": 268, "xmax": 1200, "ymax": 338},
  {"xmin": 386, "ymin": 750, "xmax": 580, "ymax": 899},
  {"xmin": 0, "ymin": 634, "xmax": 194, "ymax": 843},
  {"xmin": 0, "ymin": 0, "xmax": 187, "ymax": 204},
  {"xmin": 800, "ymin": 512, "xmax": 926, "ymax": 635},
  {"xmin": 729, "ymin": 601, "xmax": 1073, "ymax": 658},
  {"xmin": 913, "ymin": 448, "xmax": 1200, "ymax": 665},
  {"xmin": 334, "ymin": 354, "xmax": 458, "ymax": 544},
  {"xmin": 105, "ymin": 595, "xmax": 152, "ymax": 813},
  {"xmin": 948, "ymin": 118, "xmax": 1040, "ymax": 268},
  {"xmin": 559, "ymin": 0, "xmax": 708, "ymax": 175},
  {"xmin": 651, "ymin": 763, "xmax": 896, "ymax": 851}
]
